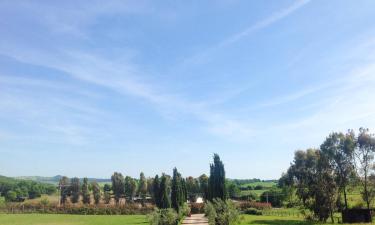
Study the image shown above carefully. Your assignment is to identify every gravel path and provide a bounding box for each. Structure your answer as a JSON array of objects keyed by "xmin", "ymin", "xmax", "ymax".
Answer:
[{"xmin": 181, "ymin": 214, "xmax": 209, "ymax": 225}]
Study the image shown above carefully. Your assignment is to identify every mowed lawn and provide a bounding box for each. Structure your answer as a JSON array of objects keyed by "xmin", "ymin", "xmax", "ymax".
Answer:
[
  {"xmin": 0, "ymin": 214, "xmax": 147, "ymax": 225},
  {"xmin": 239, "ymin": 215, "xmax": 375, "ymax": 225}
]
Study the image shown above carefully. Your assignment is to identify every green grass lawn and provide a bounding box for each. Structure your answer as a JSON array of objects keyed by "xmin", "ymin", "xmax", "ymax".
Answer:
[
  {"xmin": 239, "ymin": 215, "xmax": 375, "ymax": 225},
  {"xmin": 0, "ymin": 214, "xmax": 147, "ymax": 225}
]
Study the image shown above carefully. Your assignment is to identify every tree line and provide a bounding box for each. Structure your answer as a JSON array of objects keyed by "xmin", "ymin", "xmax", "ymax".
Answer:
[
  {"xmin": 0, "ymin": 176, "xmax": 56, "ymax": 202},
  {"xmin": 280, "ymin": 128, "xmax": 375, "ymax": 222},
  {"xmin": 57, "ymin": 154, "xmax": 227, "ymax": 210}
]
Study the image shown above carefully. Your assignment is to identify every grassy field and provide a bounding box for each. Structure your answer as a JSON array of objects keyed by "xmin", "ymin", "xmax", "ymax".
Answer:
[
  {"xmin": 0, "ymin": 214, "xmax": 147, "ymax": 225},
  {"xmin": 1, "ymin": 214, "xmax": 375, "ymax": 225}
]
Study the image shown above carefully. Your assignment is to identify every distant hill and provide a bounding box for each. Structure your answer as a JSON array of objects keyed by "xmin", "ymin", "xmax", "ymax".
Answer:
[{"xmin": 16, "ymin": 175, "xmax": 111, "ymax": 184}]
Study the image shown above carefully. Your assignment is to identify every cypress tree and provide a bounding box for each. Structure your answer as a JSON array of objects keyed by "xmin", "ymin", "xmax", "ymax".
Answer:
[
  {"xmin": 70, "ymin": 177, "xmax": 80, "ymax": 204},
  {"xmin": 138, "ymin": 172, "xmax": 147, "ymax": 205},
  {"xmin": 153, "ymin": 175, "xmax": 161, "ymax": 207},
  {"xmin": 111, "ymin": 172, "xmax": 125, "ymax": 205},
  {"xmin": 58, "ymin": 176, "xmax": 70, "ymax": 206},
  {"xmin": 171, "ymin": 168, "xmax": 183, "ymax": 211},
  {"xmin": 82, "ymin": 177, "xmax": 91, "ymax": 204},
  {"xmin": 92, "ymin": 181, "xmax": 101, "ymax": 205},
  {"xmin": 208, "ymin": 154, "xmax": 227, "ymax": 201},
  {"xmin": 159, "ymin": 174, "xmax": 171, "ymax": 209},
  {"xmin": 103, "ymin": 184, "xmax": 111, "ymax": 204}
]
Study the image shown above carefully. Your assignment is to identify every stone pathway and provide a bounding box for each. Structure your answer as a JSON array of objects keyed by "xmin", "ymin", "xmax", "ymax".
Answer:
[{"xmin": 182, "ymin": 214, "xmax": 209, "ymax": 225}]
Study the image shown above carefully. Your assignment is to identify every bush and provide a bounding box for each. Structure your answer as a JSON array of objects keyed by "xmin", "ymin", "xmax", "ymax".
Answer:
[
  {"xmin": 244, "ymin": 208, "xmax": 262, "ymax": 215},
  {"xmin": 237, "ymin": 201, "xmax": 271, "ymax": 210},
  {"xmin": 190, "ymin": 203, "xmax": 205, "ymax": 214},
  {"xmin": 179, "ymin": 203, "xmax": 191, "ymax": 219},
  {"xmin": 147, "ymin": 208, "xmax": 179, "ymax": 225},
  {"xmin": 254, "ymin": 185, "xmax": 264, "ymax": 190},
  {"xmin": 205, "ymin": 198, "xmax": 241, "ymax": 225},
  {"xmin": 5, "ymin": 191, "xmax": 17, "ymax": 202}
]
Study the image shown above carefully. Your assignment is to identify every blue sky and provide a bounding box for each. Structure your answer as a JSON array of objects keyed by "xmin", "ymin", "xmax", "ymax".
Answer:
[{"xmin": 1, "ymin": 0, "xmax": 375, "ymax": 179}]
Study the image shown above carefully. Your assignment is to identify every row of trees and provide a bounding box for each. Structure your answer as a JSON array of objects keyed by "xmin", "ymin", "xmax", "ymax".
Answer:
[
  {"xmin": 0, "ymin": 176, "xmax": 55, "ymax": 202},
  {"xmin": 280, "ymin": 128, "xmax": 375, "ymax": 222}
]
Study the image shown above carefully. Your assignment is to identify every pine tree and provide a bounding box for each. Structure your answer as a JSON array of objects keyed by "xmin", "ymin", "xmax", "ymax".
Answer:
[
  {"xmin": 70, "ymin": 177, "xmax": 80, "ymax": 204},
  {"xmin": 82, "ymin": 177, "xmax": 91, "ymax": 204},
  {"xmin": 208, "ymin": 154, "xmax": 227, "ymax": 201}
]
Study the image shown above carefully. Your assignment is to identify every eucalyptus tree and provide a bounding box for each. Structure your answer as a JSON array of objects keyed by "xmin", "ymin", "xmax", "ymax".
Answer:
[
  {"xmin": 355, "ymin": 128, "xmax": 375, "ymax": 210},
  {"xmin": 287, "ymin": 149, "xmax": 337, "ymax": 222},
  {"xmin": 320, "ymin": 131, "xmax": 355, "ymax": 209}
]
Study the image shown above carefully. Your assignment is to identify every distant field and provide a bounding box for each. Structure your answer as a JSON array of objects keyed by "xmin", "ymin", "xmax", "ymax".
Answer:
[
  {"xmin": 0, "ymin": 214, "xmax": 147, "ymax": 225},
  {"xmin": 239, "ymin": 181, "xmax": 277, "ymax": 198},
  {"xmin": 240, "ymin": 181, "xmax": 277, "ymax": 188}
]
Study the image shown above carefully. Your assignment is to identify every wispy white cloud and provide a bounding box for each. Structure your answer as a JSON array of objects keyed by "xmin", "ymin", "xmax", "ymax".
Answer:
[{"xmin": 181, "ymin": 0, "xmax": 311, "ymax": 65}]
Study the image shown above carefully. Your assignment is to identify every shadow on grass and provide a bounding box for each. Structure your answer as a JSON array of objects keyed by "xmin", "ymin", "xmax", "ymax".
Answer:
[{"xmin": 249, "ymin": 219, "xmax": 314, "ymax": 225}]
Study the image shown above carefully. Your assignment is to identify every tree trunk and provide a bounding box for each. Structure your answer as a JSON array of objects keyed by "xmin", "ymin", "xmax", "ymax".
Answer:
[{"xmin": 343, "ymin": 187, "xmax": 348, "ymax": 210}]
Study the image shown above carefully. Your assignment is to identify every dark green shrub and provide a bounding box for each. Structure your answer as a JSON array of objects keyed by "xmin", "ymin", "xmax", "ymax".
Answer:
[{"xmin": 244, "ymin": 207, "xmax": 262, "ymax": 215}]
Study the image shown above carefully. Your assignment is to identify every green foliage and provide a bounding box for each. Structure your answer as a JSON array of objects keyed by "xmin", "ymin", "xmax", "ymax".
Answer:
[
  {"xmin": 138, "ymin": 172, "xmax": 147, "ymax": 204},
  {"xmin": 111, "ymin": 172, "xmax": 125, "ymax": 205},
  {"xmin": 59, "ymin": 176, "xmax": 70, "ymax": 205},
  {"xmin": 91, "ymin": 181, "xmax": 101, "ymax": 205},
  {"xmin": 103, "ymin": 184, "xmax": 111, "ymax": 204},
  {"xmin": 205, "ymin": 198, "xmax": 240, "ymax": 225},
  {"xmin": 355, "ymin": 128, "xmax": 375, "ymax": 210},
  {"xmin": 125, "ymin": 176, "xmax": 137, "ymax": 200},
  {"xmin": 5, "ymin": 190, "xmax": 17, "ymax": 202},
  {"xmin": 171, "ymin": 168, "xmax": 184, "ymax": 212},
  {"xmin": 82, "ymin": 178, "xmax": 90, "ymax": 204},
  {"xmin": 0, "ymin": 176, "xmax": 56, "ymax": 202},
  {"xmin": 153, "ymin": 175, "xmax": 161, "ymax": 207},
  {"xmin": 227, "ymin": 181, "xmax": 240, "ymax": 198},
  {"xmin": 199, "ymin": 174, "xmax": 209, "ymax": 201},
  {"xmin": 70, "ymin": 177, "xmax": 80, "ymax": 204},
  {"xmin": 159, "ymin": 174, "xmax": 171, "ymax": 209},
  {"xmin": 208, "ymin": 154, "xmax": 227, "ymax": 201},
  {"xmin": 244, "ymin": 208, "xmax": 262, "ymax": 215},
  {"xmin": 286, "ymin": 149, "xmax": 337, "ymax": 222},
  {"xmin": 260, "ymin": 188, "xmax": 285, "ymax": 207},
  {"xmin": 147, "ymin": 208, "xmax": 178, "ymax": 225},
  {"xmin": 320, "ymin": 131, "xmax": 355, "ymax": 210}
]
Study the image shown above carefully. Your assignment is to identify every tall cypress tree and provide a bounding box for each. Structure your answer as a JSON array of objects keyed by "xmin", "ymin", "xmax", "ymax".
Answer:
[
  {"xmin": 70, "ymin": 177, "xmax": 80, "ymax": 204},
  {"xmin": 153, "ymin": 175, "xmax": 161, "ymax": 207},
  {"xmin": 159, "ymin": 174, "xmax": 171, "ymax": 209},
  {"xmin": 59, "ymin": 176, "xmax": 70, "ymax": 206},
  {"xmin": 208, "ymin": 154, "xmax": 227, "ymax": 201},
  {"xmin": 111, "ymin": 172, "xmax": 125, "ymax": 205},
  {"xmin": 171, "ymin": 168, "xmax": 183, "ymax": 211},
  {"xmin": 92, "ymin": 181, "xmax": 101, "ymax": 205},
  {"xmin": 82, "ymin": 177, "xmax": 91, "ymax": 204}
]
